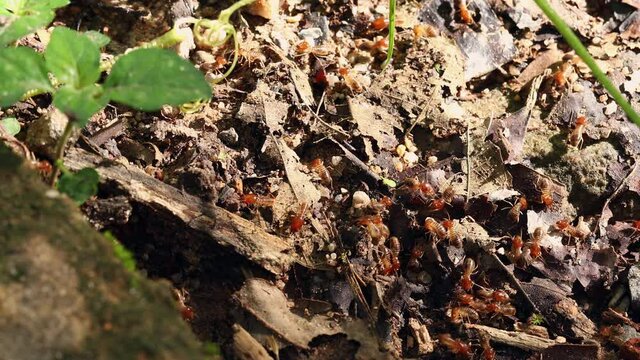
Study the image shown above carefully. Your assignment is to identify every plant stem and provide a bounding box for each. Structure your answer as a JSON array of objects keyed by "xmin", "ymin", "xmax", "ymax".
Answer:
[
  {"xmin": 534, "ymin": 0, "xmax": 640, "ymax": 125},
  {"xmin": 382, "ymin": 0, "xmax": 396, "ymax": 69},
  {"xmin": 219, "ymin": 0, "xmax": 255, "ymax": 23},
  {"xmin": 48, "ymin": 120, "xmax": 74, "ymax": 186}
]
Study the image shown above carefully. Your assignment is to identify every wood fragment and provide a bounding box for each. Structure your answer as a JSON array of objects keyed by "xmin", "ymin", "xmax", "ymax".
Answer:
[
  {"xmin": 233, "ymin": 324, "xmax": 274, "ymax": 360},
  {"xmin": 65, "ymin": 148, "xmax": 294, "ymax": 275},
  {"xmin": 408, "ymin": 318, "xmax": 434, "ymax": 355},
  {"xmin": 466, "ymin": 324, "xmax": 558, "ymax": 351}
]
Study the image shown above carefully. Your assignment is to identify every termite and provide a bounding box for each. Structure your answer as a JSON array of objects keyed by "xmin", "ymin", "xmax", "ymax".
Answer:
[
  {"xmin": 460, "ymin": 258, "xmax": 477, "ymax": 292},
  {"xmin": 408, "ymin": 239, "xmax": 427, "ymax": 270},
  {"xmin": 425, "ymin": 217, "xmax": 447, "ymax": 239},
  {"xmin": 508, "ymin": 197, "xmax": 528, "ymax": 222},
  {"xmin": 442, "ymin": 219, "xmax": 462, "ymax": 247},
  {"xmin": 509, "ymin": 235, "xmax": 523, "ymax": 264},
  {"xmin": 359, "ymin": 215, "xmax": 389, "ymax": 243},
  {"xmin": 556, "ymin": 217, "xmax": 590, "ymax": 242},
  {"xmin": 427, "ymin": 198, "xmax": 446, "ymax": 212},
  {"xmin": 485, "ymin": 302, "xmax": 517, "ymax": 317},
  {"xmin": 296, "ymin": 40, "xmax": 310, "ymax": 54},
  {"xmin": 529, "ymin": 227, "xmax": 545, "ymax": 260},
  {"xmin": 379, "ymin": 247, "xmax": 400, "ymax": 275},
  {"xmin": 402, "ymin": 178, "xmax": 435, "ymax": 206},
  {"xmin": 174, "ymin": 289, "xmax": 195, "ymax": 322},
  {"xmin": 568, "ymin": 116, "xmax": 587, "ymax": 148},
  {"xmin": 309, "ymin": 158, "xmax": 332, "ymax": 186},
  {"xmin": 439, "ymin": 334, "xmax": 472, "ymax": 359},
  {"xmin": 536, "ymin": 177, "xmax": 554, "ymax": 209},
  {"xmin": 290, "ymin": 202, "xmax": 308, "ymax": 233},
  {"xmin": 480, "ymin": 332, "xmax": 496, "ymax": 360},
  {"xmin": 241, "ymin": 193, "xmax": 275, "ymax": 207},
  {"xmin": 476, "ymin": 289, "xmax": 510, "ymax": 303},
  {"xmin": 454, "ymin": 0, "xmax": 475, "ymax": 25},
  {"xmin": 449, "ymin": 306, "xmax": 480, "ymax": 324},
  {"xmin": 371, "ymin": 17, "xmax": 387, "ymax": 30}
]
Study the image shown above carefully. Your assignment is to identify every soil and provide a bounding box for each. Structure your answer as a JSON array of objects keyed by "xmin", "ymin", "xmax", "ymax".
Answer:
[{"xmin": 4, "ymin": 0, "xmax": 640, "ymax": 359}]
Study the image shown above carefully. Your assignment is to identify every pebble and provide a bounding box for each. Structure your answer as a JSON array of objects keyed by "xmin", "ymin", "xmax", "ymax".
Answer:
[
  {"xmin": 219, "ymin": 128, "xmax": 239, "ymax": 145},
  {"xmin": 352, "ymin": 191, "xmax": 371, "ymax": 209}
]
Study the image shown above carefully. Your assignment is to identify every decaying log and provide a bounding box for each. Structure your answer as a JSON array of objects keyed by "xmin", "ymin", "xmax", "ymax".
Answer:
[{"xmin": 65, "ymin": 148, "xmax": 294, "ymax": 275}]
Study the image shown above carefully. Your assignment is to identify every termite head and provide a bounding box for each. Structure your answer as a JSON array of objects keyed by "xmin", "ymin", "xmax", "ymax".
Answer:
[
  {"xmin": 371, "ymin": 17, "xmax": 387, "ymax": 30},
  {"xmin": 555, "ymin": 219, "xmax": 570, "ymax": 230},
  {"xmin": 576, "ymin": 116, "xmax": 587, "ymax": 126}
]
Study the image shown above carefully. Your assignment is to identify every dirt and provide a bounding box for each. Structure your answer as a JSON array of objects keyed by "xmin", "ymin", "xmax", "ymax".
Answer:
[{"xmin": 5, "ymin": 0, "xmax": 640, "ymax": 359}]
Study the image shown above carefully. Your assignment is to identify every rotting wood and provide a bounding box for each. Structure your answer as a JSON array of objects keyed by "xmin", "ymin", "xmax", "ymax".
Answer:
[
  {"xmin": 466, "ymin": 324, "xmax": 559, "ymax": 351},
  {"xmin": 65, "ymin": 148, "xmax": 294, "ymax": 275}
]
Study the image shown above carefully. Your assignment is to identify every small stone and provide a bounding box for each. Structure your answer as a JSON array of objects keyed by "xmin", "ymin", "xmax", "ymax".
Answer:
[
  {"xmin": 403, "ymin": 151, "xmax": 419, "ymax": 167},
  {"xmin": 25, "ymin": 108, "xmax": 79, "ymax": 159},
  {"xmin": 604, "ymin": 102, "xmax": 617, "ymax": 115},
  {"xmin": 427, "ymin": 156, "xmax": 438, "ymax": 166},
  {"xmin": 246, "ymin": 0, "xmax": 280, "ymax": 20},
  {"xmin": 628, "ymin": 265, "xmax": 640, "ymax": 312},
  {"xmin": 352, "ymin": 191, "xmax": 371, "ymax": 209},
  {"xmin": 219, "ymin": 128, "xmax": 239, "ymax": 145}
]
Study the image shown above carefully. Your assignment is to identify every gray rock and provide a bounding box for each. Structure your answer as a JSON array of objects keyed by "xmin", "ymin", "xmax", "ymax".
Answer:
[{"xmin": 219, "ymin": 128, "xmax": 239, "ymax": 145}]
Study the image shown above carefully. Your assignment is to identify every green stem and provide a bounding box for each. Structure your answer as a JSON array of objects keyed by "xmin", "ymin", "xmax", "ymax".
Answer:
[
  {"xmin": 534, "ymin": 0, "xmax": 640, "ymax": 125},
  {"xmin": 219, "ymin": 0, "xmax": 255, "ymax": 23},
  {"xmin": 382, "ymin": 0, "xmax": 396, "ymax": 69},
  {"xmin": 139, "ymin": 27, "xmax": 187, "ymax": 49},
  {"xmin": 48, "ymin": 119, "xmax": 74, "ymax": 186}
]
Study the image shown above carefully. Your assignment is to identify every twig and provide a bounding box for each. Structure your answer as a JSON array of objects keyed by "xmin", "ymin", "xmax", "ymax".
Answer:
[{"xmin": 466, "ymin": 324, "xmax": 558, "ymax": 351}]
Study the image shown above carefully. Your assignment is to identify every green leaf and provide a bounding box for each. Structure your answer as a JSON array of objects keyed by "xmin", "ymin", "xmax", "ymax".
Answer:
[
  {"xmin": 104, "ymin": 48, "xmax": 210, "ymax": 111},
  {"xmin": 84, "ymin": 30, "xmax": 110, "ymax": 48},
  {"xmin": 1, "ymin": 117, "xmax": 20, "ymax": 135},
  {"xmin": 0, "ymin": 0, "xmax": 68, "ymax": 44},
  {"xmin": 0, "ymin": 11, "xmax": 53, "ymax": 45},
  {"xmin": 45, "ymin": 27, "xmax": 101, "ymax": 88},
  {"xmin": 0, "ymin": 47, "xmax": 52, "ymax": 107},
  {"xmin": 1, "ymin": 0, "xmax": 69, "ymax": 14},
  {"xmin": 53, "ymin": 85, "xmax": 108, "ymax": 126},
  {"xmin": 56, "ymin": 167, "xmax": 99, "ymax": 204}
]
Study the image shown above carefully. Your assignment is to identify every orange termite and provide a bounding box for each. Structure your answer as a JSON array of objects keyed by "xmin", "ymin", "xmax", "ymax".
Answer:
[
  {"xmin": 485, "ymin": 302, "xmax": 517, "ymax": 317},
  {"xmin": 425, "ymin": 217, "xmax": 447, "ymax": 239},
  {"xmin": 442, "ymin": 219, "xmax": 462, "ymax": 247},
  {"xmin": 441, "ymin": 186, "xmax": 456, "ymax": 204},
  {"xmin": 241, "ymin": 193, "xmax": 275, "ymax": 207},
  {"xmin": 408, "ymin": 239, "xmax": 427, "ymax": 270},
  {"xmin": 403, "ymin": 178, "xmax": 436, "ymax": 206},
  {"xmin": 508, "ymin": 196, "xmax": 527, "ymax": 222},
  {"xmin": 309, "ymin": 158, "xmax": 332, "ymax": 186},
  {"xmin": 359, "ymin": 215, "xmax": 389, "ymax": 243},
  {"xmin": 455, "ymin": 0, "xmax": 475, "ymax": 25},
  {"xmin": 529, "ymin": 227, "xmax": 545, "ymax": 260},
  {"xmin": 379, "ymin": 247, "xmax": 400, "ymax": 275},
  {"xmin": 555, "ymin": 219, "xmax": 589, "ymax": 241},
  {"xmin": 568, "ymin": 115, "xmax": 587, "ymax": 148},
  {"xmin": 480, "ymin": 333, "xmax": 496, "ymax": 360},
  {"xmin": 537, "ymin": 177, "xmax": 554, "ymax": 209},
  {"xmin": 296, "ymin": 40, "xmax": 310, "ymax": 54},
  {"xmin": 439, "ymin": 334, "xmax": 472, "ymax": 359},
  {"xmin": 371, "ymin": 17, "xmax": 387, "ymax": 30},
  {"xmin": 290, "ymin": 203, "xmax": 308, "ymax": 233},
  {"xmin": 449, "ymin": 306, "xmax": 480, "ymax": 324},
  {"xmin": 428, "ymin": 198, "xmax": 446, "ymax": 212},
  {"xmin": 509, "ymin": 235, "xmax": 523, "ymax": 264},
  {"xmin": 460, "ymin": 258, "xmax": 477, "ymax": 292}
]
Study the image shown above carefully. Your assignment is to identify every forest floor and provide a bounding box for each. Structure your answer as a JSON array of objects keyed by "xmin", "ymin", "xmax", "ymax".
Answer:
[{"xmin": 5, "ymin": 0, "xmax": 640, "ymax": 358}]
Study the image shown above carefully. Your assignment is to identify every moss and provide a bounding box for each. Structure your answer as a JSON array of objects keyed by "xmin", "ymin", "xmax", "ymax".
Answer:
[{"xmin": 0, "ymin": 145, "xmax": 203, "ymax": 359}]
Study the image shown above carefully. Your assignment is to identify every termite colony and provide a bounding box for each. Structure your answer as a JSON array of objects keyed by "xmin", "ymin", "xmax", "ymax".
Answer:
[{"xmin": 226, "ymin": 151, "xmax": 595, "ymax": 359}]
